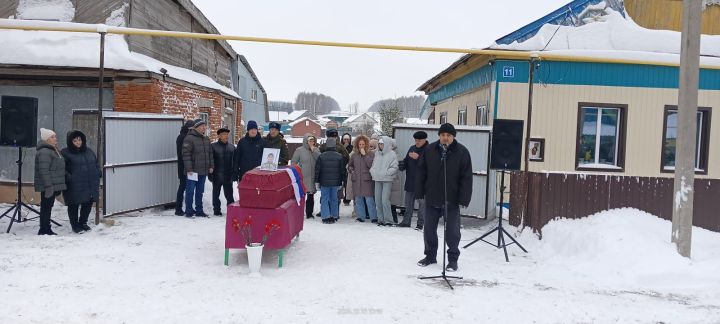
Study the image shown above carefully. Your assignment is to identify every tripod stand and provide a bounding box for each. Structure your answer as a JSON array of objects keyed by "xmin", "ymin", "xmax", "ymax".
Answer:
[
  {"xmin": 1, "ymin": 146, "xmax": 61, "ymax": 233},
  {"xmin": 463, "ymin": 169, "xmax": 527, "ymax": 262},
  {"xmin": 420, "ymin": 144, "xmax": 462, "ymax": 290}
]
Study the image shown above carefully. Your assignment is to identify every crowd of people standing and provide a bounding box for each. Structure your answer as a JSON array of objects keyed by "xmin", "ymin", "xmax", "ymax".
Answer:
[{"xmin": 33, "ymin": 118, "xmax": 473, "ymax": 272}]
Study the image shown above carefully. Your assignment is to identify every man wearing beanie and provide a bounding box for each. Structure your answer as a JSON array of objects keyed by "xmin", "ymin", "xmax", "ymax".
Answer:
[
  {"xmin": 398, "ymin": 131, "xmax": 429, "ymax": 229},
  {"xmin": 233, "ymin": 120, "xmax": 265, "ymax": 182},
  {"xmin": 182, "ymin": 119, "xmax": 214, "ymax": 218},
  {"xmin": 210, "ymin": 127, "xmax": 235, "ymax": 216},
  {"xmin": 415, "ymin": 123, "xmax": 473, "ymax": 272},
  {"xmin": 263, "ymin": 122, "xmax": 289, "ymax": 166}
]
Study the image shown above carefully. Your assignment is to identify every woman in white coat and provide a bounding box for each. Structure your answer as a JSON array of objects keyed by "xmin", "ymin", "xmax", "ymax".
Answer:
[{"xmin": 369, "ymin": 136, "xmax": 399, "ymax": 226}]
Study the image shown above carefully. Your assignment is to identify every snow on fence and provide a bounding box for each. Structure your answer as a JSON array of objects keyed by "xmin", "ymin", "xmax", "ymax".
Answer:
[{"xmin": 509, "ymin": 171, "xmax": 720, "ymax": 236}]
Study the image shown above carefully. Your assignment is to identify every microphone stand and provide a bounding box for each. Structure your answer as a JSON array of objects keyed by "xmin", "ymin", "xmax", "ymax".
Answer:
[{"xmin": 420, "ymin": 143, "xmax": 462, "ymax": 289}]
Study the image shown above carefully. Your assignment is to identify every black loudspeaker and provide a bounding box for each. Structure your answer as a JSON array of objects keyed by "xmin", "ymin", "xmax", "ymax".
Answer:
[
  {"xmin": 490, "ymin": 119, "xmax": 524, "ymax": 170},
  {"xmin": 1, "ymin": 96, "xmax": 39, "ymax": 147}
]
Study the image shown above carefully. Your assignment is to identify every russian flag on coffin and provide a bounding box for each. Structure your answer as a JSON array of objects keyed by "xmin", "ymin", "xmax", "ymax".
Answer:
[{"xmin": 282, "ymin": 166, "xmax": 305, "ymax": 206}]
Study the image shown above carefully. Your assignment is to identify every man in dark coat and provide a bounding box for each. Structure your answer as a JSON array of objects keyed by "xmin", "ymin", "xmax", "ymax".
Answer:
[
  {"xmin": 210, "ymin": 127, "xmax": 235, "ymax": 216},
  {"xmin": 320, "ymin": 129, "xmax": 349, "ymax": 216},
  {"xmin": 175, "ymin": 120, "xmax": 195, "ymax": 216},
  {"xmin": 233, "ymin": 120, "xmax": 265, "ymax": 182},
  {"xmin": 315, "ymin": 138, "xmax": 346, "ymax": 224},
  {"xmin": 61, "ymin": 130, "xmax": 101, "ymax": 233},
  {"xmin": 398, "ymin": 131, "xmax": 428, "ymax": 229},
  {"xmin": 320, "ymin": 129, "xmax": 349, "ymax": 164},
  {"xmin": 264, "ymin": 122, "xmax": 289, "ymax": 166},
  {"xmin": 415, "ymin": 123, "xmax": 473, "ymax": 272},
  {"xmin": 182, "ymin": 120, "xmax": 214, "ymax": 218}
]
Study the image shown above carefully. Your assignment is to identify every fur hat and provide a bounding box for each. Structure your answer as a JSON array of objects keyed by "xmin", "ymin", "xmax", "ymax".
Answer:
[
  {"xmin": 438, "ymin": 123, "xmax": 457, "ymax": 137},
  {"xmin": 269, "ymin": 122, "xmax": 281, "ymax": 130},
  {"xmin": 40, "ymin": 128, "xmax": 55, "ymax": 141},
  {"xmin": 216, "ymin": 127, "xmax": 230, "ymax": 135},
  {"xmin": 413, "ymin": 131, "xmax": 428, "ymax": 139}
]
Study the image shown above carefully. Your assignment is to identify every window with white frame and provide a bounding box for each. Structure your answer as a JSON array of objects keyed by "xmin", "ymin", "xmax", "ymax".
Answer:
[
  {"xmin": 576, "ymin": 104, "xmax": 625, "ymax": 169},
  {"xmin": 250, "ymin": 89, "xmax": 258, "ymax": 101},
  {"xmin": 198, "ymin": 112, "xmax": 210, "ymax": 136},
  {"xmin": 662, "ymin": 106, "xmax": 711, "ymax": 173},
  {"xmin": 457, "ymin": 106, "xmax": 467, "ymax": 125},
  {"xmin": 476, "ymin": 105, "xmax": 488, "ymax": 126},
  {"xmin": 439, "ymin": 112, "xmax": 447, "ymax": 124}
]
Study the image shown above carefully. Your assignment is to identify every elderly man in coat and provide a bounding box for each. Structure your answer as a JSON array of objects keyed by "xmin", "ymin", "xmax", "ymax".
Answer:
[
  {"xmin": 415, "ymin": 123, "xmax": 473, "ymax": 272},
  {"xmin": 210, "ymin": 127, "xmax": 235, "ymax": 216},
  {"xmin": 398, "ymin": 131, "xmax": 429, "ymax": 229},
  {"xmin": 182, "ymin": 119, "xmax": 214, "ymax": 218}
]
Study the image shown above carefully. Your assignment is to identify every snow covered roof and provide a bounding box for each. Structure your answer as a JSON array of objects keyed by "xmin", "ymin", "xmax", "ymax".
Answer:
[
  {"xmin": 286, "ymin": 110, "xmax": 308, "ymax": 121},
  {"xmin": 343, "ymin": 113, "xmax": 377, "ymax": 125},
  {"xmin": 288, "ymin": 117, "xmax": 319, "ymax": 127},
  {"xmin": 489, "ymin": 1, "xmax": 720, "ymax": 63},
  {"xmin": 405, "ymin": 118, "xmax": 428, "ymax": 125},
  {"xmin": 268, "ymin": 111, "xmax": 289, "ymax": 121},
  {"xmin": 0, "ymin": 19, "xmax": 240, "ymax": 98}
]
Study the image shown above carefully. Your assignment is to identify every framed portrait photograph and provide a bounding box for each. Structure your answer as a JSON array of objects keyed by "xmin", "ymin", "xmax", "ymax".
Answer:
[
  {"xmin": 528, "ymin": 138, "xmax": 545, "ymax": 162},
  {"xmin": 259, "ymin": 148, "xmax": 281, "ymax": 171}
]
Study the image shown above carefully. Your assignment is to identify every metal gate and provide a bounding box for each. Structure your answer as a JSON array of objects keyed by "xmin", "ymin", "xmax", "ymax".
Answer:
[
  {"xmin": 392, "ymin": 124, "xmax": 496, "ymax": 219},
  {"xmin": 103, "ymin": 112, "xmax": 183, "ymax": 216}
]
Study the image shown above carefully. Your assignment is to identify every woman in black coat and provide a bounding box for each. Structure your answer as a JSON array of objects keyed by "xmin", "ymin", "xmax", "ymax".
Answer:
[{"xmin": 61, "ymin": 130, "xmax": 101, "ymax": 233}]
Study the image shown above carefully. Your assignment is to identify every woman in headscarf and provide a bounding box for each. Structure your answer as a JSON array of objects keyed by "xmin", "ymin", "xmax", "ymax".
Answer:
[{"xmin": 61, "ymin": 130, "xmax": 101, "ymax": 233}]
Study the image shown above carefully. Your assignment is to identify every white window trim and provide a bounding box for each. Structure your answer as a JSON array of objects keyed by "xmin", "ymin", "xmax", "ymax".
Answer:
[
  {"xmin": 579, "ymin": 106, "xmax": 621, "ymax": 167},
  {"xmin": 664, "ymin": 109, "xmax": 706, "ymax": 170}
]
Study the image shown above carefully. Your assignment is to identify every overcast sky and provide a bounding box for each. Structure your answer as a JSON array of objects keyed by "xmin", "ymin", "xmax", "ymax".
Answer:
[{"xmin": 191, "ymin": 0, "xmax": 570, "ymax": 111}]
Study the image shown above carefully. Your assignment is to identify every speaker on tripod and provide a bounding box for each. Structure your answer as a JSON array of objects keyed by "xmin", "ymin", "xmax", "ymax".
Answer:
[
  {"xmin": 1, "ymin": 96, "xmax": 38, "ymax": 147},
  {"xmin": 464, "ymin": 119, "xmax": 528, "ymax": 261},
  {"xmin": 0, "ymin": 96, "xmax": 60, "ymax": 233}
]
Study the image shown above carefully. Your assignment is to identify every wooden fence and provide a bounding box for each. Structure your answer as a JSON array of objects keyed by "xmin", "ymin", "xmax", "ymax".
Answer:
[{"xmin": 509, "ymin": 172, "xmax": 720, "ymax": 236}]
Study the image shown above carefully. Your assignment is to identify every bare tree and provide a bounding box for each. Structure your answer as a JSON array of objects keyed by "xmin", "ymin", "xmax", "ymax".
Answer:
[{"xmin": 378, "ymin": 101, "xmax": 402, "ymax": 135}]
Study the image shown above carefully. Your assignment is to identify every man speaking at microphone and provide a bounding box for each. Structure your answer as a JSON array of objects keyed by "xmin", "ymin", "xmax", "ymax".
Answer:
[{"xmin": 415, "ymin": 123, "xmax": 473, "ymax": 272}]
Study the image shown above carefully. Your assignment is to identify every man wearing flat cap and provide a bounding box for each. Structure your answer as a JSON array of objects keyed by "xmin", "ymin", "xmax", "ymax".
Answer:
[
  {"xmin": 210, "ymin": 127, "xmax": 235, "ymax": 216},
  {"xmin": 415, "ymin": 123, "xmax": 473, "ymax": 272},
  {"xmin": 264, "ymin": 122, "xmax": 289, "ymax": 166},
  {"xmin": 182, "ymin": 119, "xmax": 214, "ymax": 217},
  {"xmin": 398, "ymin": 131, "xmax": 429, "ymax": 230}
]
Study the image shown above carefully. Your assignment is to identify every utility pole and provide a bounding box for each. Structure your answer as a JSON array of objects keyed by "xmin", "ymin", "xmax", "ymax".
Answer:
[{"xmin": 671, "ymin": 0, "xmax": 702, "ymax": 258}]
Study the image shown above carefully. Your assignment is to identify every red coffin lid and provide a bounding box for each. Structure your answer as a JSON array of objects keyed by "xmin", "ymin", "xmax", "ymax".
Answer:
[{"xmin": 239, "ymin": 168, "xmax": 293, "ymax": 190}]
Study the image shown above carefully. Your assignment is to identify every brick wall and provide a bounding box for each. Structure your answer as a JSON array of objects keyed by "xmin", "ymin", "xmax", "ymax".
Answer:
[
  {"xmin": 113, "ymin": 78, "xmax": 242, "ymax": 142},
  {"xmin": 291, "ymin": 119, "xmax": 322, "ymax": 138}
]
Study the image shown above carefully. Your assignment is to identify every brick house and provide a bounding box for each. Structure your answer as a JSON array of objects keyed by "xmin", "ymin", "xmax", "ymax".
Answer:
[
  {"xmin": 0, "ymin": 0, "xmax": 259, "ymax": 202},
  {"xmin": 289, "ymin": 117, "xmax": 322, "ymax": 138}
]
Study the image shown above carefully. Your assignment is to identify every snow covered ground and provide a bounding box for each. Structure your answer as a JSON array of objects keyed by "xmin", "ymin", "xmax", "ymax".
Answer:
[{"xmin": 1, "ymin": 183, "xmax": 719, "ymax": 323}]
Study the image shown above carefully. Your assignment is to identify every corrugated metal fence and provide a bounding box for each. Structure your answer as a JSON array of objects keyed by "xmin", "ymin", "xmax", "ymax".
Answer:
[
  {"xmin": 509, "ymin": 172, "xmax": 720, "ymax": 235},
  {"xmin": 103, "ymin": 112, "xmax": 183, "ymax": 216}
]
